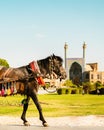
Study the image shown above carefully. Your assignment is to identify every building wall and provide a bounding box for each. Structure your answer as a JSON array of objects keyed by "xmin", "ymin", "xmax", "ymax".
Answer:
[
  {"xmin": 84, "ymin": 71, "xmax": 104, "ymax": 84},
  {"xmin": 66, "ymin": 58, "xmax": 85, "ymax": 84},
  {"xmin": 66, "ymin": 58, "xmax": 104, "ymax": 84},
  {"xmin": 66, "ymin": 58, "xmax": 84, "ymax": 79}
]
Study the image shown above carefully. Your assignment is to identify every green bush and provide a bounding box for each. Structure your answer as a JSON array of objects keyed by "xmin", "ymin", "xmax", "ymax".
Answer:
[
  {"xmin": 69, "ymin": 88, "xmax": 81, "ymax": 94},
  {"xmin": 57, "ymin": 88, "xmax": 62, "ymax": 95},
  {"xmin": 57, "ymin": 88, "xmax": 70, "ymax": 95},
  {"xmin": 65, "ymin": 89, "xmax": 69, "ymax": 94},
  {"xmin": 70, "ymin": 88, "xmax": 77, "ymax": 94},
  {"xmin": 0, "ymin": 58, "xmax": 9, "ymax": 67}
]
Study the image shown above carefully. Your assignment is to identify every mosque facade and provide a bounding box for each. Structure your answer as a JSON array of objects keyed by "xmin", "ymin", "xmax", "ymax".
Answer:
[{"xmin": 64, "ymin": 43, "xmax": 104, "ymax": 85}]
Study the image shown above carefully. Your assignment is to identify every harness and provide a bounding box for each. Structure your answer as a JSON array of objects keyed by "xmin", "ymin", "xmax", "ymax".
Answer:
[
  {"xmin": 29, "ymin": 61, "xmax": 45, "ymax": 86},
  {"xmin": 0, "ymin": 67, "xmax": 17, "ymax": 96},
  {"xmin": 0, "ymin": 61, "xmax": 44, "ymax": 97},
  {"xmin": 0, "ymin": 57, "xmax": 57, "ymax": 96},
  {"xmin": 0, "ymin": 81, "xmax": 17, "ymax": 96},
  {"xmin": 3, "ymin": 68, "xmax": 13, "ymax": 79}
]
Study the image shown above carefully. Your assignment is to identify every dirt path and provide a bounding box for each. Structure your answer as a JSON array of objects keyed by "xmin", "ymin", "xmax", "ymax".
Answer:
[{"xmin": 0, "ymin": 115, "xmax": 104, "ymax": 127}]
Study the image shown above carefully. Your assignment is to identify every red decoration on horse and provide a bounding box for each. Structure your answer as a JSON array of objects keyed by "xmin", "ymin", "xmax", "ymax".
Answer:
[{"xmin": 29, "ymin": 61, "xmax": 45, "ymax": 86}]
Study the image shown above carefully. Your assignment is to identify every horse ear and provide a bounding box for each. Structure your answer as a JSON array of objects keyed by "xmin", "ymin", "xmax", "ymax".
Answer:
[{"xmin": 52, "ymin": 54, "xmax": 56, "ymax": 59}]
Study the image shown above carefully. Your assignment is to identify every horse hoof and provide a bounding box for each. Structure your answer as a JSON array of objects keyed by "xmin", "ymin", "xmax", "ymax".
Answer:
[
  {"xmin": 24, "ymin": 121, "xmax": 30, "ymax": 126},
  {"xmin": 43, "ymin": 122, "xmax": 48, "ymax": 127}
]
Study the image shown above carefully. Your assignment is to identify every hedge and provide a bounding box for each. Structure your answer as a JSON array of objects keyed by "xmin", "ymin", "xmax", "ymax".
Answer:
[
  {"xmin": 57, "ymin": 87, "xmax": 83, "ymax": 95},
  {"xmin": 57, "ymin": 88, "xmax": 69, "ymax": 95}
]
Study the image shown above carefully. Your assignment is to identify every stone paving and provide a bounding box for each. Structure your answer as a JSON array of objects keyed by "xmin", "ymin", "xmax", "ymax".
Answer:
[{"xmin": 0, "ymin": 115, "xmax": 104, "ymax": 127}]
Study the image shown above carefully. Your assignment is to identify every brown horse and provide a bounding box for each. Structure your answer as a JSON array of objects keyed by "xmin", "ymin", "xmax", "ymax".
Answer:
[{"xmin": 0, "ymin": 54, "xmax": 66, "ymax": 126}]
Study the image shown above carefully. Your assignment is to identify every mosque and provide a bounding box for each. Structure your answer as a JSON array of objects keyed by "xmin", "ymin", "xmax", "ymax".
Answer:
[{"xmin": 64, "ymin": 42, "xmax": 104, "ymax": 85}]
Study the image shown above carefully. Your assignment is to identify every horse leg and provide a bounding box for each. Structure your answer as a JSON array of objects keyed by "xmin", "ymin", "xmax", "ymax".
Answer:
[
  {"xmin": 31, "ymin": 91, "xmax": 48, "ymax": 127},
  {"xmin": 21, "ymin": 96, "xmax": 30, "ymax": 126}
]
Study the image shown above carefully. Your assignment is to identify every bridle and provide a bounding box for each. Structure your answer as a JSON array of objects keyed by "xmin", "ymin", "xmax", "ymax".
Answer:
[
  {"xmin": 49, "ymin": 56, "xmax": 54, "ymax": 78},
  {"xmin": 27, "ymin": 57, "xmax": 60, "ymax": 93},
  {"xmin": 49, "ymin": 55, "xmax": 62, "ymax": 79}
]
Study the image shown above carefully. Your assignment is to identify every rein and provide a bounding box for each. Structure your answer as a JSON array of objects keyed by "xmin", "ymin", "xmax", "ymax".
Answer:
[{"xmin": 29, "ymin": 59, "xmax": 57, "ymax": 94}]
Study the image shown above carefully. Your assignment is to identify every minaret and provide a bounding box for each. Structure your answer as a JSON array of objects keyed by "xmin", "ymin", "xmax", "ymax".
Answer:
[
  {"xmin": 64, "ymin": 42, "xmax": 68, "ymax": 69},
  {"xmin": 83, "ymin": 42, "xmax": 86, "ymax": 72}
]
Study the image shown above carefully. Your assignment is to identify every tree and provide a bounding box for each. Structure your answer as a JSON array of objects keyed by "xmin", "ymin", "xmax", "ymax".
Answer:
[
  {"xmin": 94, "ymin": 81, "xmax": 102, "ymax": 89},
  {"xmin": 82, "ymin": 82, "xmax": 92, "ymax": 94},
  {"xmin": 64, "ymin": 79, "xmax": 77, "ymax": 88},
  {"xmin": 0, "ymin": 58, "xmax": 9, "ymax": 67}
]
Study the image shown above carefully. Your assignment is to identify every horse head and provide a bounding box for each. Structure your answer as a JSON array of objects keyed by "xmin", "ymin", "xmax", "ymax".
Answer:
[
  {"xmin": 37, "ymin": 54, "xmax": 67, "ymax": 79},
  {"xmin": 49, "ymin": 54, "xmax": 67, "ymax": 79}
]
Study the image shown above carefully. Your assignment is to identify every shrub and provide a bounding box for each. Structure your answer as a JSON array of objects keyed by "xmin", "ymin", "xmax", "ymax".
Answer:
[
  {"xmin": 57, "ymin": 88, "xmax": 70, "ymax": 95},
  {"xmin": 65, "ymin": 89, "xmax": 69, "ymax": 94},
  {"xmin": 57, "ymin": 88, "xmax": 62, "ymax": 95},
  {"xmin": 0, "ymin": 58, "xmax": 9, "ymax": 67}
]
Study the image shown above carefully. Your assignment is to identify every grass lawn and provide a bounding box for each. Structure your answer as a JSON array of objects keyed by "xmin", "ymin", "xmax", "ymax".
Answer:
[{"xmin": 0, "ymin": 94, "xmax": 104, "ymax": 117}]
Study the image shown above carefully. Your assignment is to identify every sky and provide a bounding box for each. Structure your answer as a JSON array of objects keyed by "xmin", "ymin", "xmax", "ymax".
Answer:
[{"xmin": 0, "ymin": 0, "xmax": 104, "ymax": 71}]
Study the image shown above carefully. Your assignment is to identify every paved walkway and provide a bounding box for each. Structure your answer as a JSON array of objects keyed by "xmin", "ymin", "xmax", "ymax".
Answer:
[{"xmin": 0, "ymin": 115, "xmax": 104, "ymax": 127}]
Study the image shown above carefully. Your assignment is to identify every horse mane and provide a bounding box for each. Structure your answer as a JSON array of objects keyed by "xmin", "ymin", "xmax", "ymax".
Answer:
[
  {"xmin": 53, "ymin": 55, "xmax": 63, "ymax": 62},
  {"xmin": 37, "ymin": 56, "xmax": 50, "ymax": 76},
  {"xmin": 37, "ymin": 57, "xmax": 49, "ymax": 68},
  {"xmin": 36, "ymin": 54, "xmax": 63, "ymax": 79},
  {"xmin": 38, "ymin": 54, "xmax": 63, "ymax": 63},
  {"xmin": 37, "ymin": 54, "xmax": 63, "ymax": 70}
]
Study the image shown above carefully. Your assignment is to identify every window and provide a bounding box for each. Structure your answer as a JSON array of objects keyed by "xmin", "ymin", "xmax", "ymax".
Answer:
[
  {"xmin": 97, "ymin": 74, "xmax": 100, "ymax": 79},
  {"xmin": 91, "ymin": 74, "xmax": 93, "ymax": 79},
  {"xmin": 85, "ymin": 73, "xmax": 89, "ymax": 79}
]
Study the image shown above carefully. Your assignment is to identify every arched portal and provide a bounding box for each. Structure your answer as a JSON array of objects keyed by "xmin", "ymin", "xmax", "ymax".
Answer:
[{"xmin": 69, "ymin": 62, "xmax": 82, "ymax": 85}]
